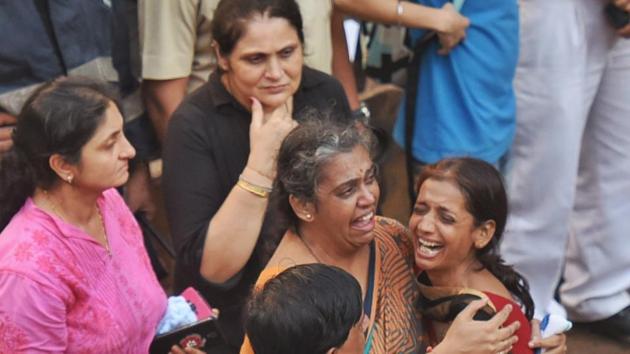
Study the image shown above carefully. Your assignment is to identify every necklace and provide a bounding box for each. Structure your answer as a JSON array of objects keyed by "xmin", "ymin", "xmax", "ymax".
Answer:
[
  {"xmin": 95, "ymin": 206, "xmax": 111, "ymax": 256},
  {"xmin": 43, "ymin": 190, "xmax": 111, "ymax": 256},
  {"xmin": 300, "ymin": 234, "xmax": 323, "ymax": 263}
]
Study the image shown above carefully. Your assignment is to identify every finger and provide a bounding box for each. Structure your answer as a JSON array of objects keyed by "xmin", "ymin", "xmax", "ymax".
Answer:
[
  {"xmin": 545, "ymin": 344, "xmax": 568, "ymax": 354},
  {"xmin": 0, "ymin": 126, "xmax": 14, "ymax": 140},
  {"xmin": 496, "ymin": 334, "xmax": 518, "ymax": 354},
  {"xmin": 0, "ymin": 139, "xmax": 13, "ymax": 153},
  {"xmin": 170, "ymin": 345, "xmax": 185, "ymax": 354},
  {"xmin": 535, "ymin": 333, "xmax": 565, "ymax": 350},
  {"xmin": 496, "ymin": 320, "xmax": 520, "ymax": 343},
  {"xmin": 528, "ymin": 319, "xmax": 542, "ymax": 347},
  {"xmin": 442, "ymin": 2, "xmax": 454, "ymax": 11},
  {"xmin": 488, "ymin": 304, "xmax": 513, "ymax": 328},
  {"xmin": 617, "ymin": 24, "xmax": 630, "ymax": 38},
  {"xmin": 250, "ymin": 97, "xmax": 264, "ymax": 128},
  {"xmin": 0, "ymin": 112, "xmax": 17, "ymax": 125},
  {"xmin": 437, "ymin": 40, "xmax": 454, "ymax": 55},
  {"xmin": 458, "ymin": 299, "xmax": 489, "ymax": 320}
]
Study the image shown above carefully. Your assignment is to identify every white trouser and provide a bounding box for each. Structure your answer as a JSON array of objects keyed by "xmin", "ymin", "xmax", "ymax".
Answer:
[{"xmin": 501, "ymin": 0, "xmax": 630, "ymax": 321}]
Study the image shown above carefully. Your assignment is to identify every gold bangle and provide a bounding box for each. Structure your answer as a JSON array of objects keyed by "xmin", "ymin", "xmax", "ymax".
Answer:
[{"xmin": 237, "ymin": 175, "xmax": 272, "ymax": 198}]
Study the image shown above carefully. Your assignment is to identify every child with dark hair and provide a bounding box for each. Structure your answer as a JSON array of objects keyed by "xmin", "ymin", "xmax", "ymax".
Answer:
[{"xmin": 244, "ymin": 264, "xmax": 364, "ymax": 354}]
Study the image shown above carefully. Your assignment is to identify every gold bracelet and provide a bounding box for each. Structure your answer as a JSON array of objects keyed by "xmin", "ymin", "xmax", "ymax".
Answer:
[{"xmin": 237, "ymin": 175, "xmax": 272, "ymax": 198}]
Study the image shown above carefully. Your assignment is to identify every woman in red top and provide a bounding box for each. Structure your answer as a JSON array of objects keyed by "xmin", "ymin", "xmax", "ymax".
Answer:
[{"xmin": 409, "ymin": 157, "xmax": 535, "ymax": 354}]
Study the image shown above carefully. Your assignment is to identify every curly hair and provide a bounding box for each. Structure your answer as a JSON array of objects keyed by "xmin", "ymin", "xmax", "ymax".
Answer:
[{"xmin": 271, "ymin": 117, "xmax": 373, "ymax": 232}]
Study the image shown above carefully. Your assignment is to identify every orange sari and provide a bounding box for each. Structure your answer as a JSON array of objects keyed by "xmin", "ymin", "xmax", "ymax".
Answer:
[{"xmin": 240, "ymin": 217, "xmax": 424, "ymax": 354}]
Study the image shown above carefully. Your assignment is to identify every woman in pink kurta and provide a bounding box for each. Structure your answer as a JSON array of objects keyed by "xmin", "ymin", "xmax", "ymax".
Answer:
[
  {"xmin": 0, "ymin": 189, "xmax": 166, "ymax": 353},
  {"xmin": 0, "ymin": 77, "xmax": 166, "ymax": 353}
]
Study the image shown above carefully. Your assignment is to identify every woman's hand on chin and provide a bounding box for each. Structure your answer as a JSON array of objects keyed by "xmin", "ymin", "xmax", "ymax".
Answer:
[
  {"xmin": 247, "ymin": 96, "xmax": 297, "ymax": 179},
  {"xmin": 431, "ymin": 299, "xmax": 519, "ymax": 354}
]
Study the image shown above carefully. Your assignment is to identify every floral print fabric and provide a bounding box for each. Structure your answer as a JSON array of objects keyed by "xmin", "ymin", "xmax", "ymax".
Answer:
[{"xmin": 0, "ymin": 189, "xmax": 166, "ymax": 353}]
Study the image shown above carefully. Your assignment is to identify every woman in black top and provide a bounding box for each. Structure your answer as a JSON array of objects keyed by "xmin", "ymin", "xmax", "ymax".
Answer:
[{"xmin": 162, "ymin": 0, "xmax": 352, "ymax": 350}]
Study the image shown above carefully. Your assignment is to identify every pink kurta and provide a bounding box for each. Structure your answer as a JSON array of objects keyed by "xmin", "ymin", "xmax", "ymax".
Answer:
[{"xmin": 0, "ymin": 188, "xmax": 167, "ymax": 353}]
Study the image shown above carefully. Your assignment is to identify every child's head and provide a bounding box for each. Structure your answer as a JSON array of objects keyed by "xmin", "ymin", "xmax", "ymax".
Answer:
[{"xmin": 245, "ymin": 263, "xmax": 364, "ymax": 354}]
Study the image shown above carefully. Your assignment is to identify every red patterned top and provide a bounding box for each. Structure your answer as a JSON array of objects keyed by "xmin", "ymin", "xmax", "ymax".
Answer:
[{"xmin": 484, "ymin": 292, "xmax": 533, "ymax": 354}]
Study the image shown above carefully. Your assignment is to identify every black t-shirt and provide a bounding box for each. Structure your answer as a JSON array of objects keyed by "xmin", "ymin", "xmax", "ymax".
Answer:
[{"xmin": 162, "ymin": 66, "xmax": 352, "ymax": 350}]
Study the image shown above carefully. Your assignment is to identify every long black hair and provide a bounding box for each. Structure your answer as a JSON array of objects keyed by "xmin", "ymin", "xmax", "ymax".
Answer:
[
  {"xmin": 0, "ymin": 77, "xmax": 119, "ymax": 230},
  {"xmin": 416, "ymin": 157, "xmax": 534, "ymax": 320}
]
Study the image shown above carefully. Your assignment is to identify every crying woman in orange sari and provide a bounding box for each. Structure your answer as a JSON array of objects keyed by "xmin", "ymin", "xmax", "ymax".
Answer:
[{"xmin": 240, "ymin": 119, "xmax": 523, "ymax": 354}]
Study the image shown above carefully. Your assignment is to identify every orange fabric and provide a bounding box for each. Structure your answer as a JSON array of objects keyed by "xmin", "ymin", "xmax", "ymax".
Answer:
[
  {"xmin": 239, "ymin": 267, "xmax": 285, "ymax": 354},
  {"xmin": 239, "ymin": 217, "xmax": 422, "ymax": 354}
]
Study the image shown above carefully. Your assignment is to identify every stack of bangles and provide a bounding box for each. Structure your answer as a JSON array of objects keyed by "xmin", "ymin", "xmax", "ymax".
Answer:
[{"xmin": 237, "ymin": 174, "xmax": 273, "ymax": 198}]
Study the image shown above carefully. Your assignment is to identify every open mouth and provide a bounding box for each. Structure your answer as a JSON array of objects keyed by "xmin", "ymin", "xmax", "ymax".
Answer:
[
  {"xmin": 417, "ymin": 238, "xmax": 444, "ymax": 258},
  {"xmin": 351, "ymin": 211, "xmax": 375, "ymax": 231}
]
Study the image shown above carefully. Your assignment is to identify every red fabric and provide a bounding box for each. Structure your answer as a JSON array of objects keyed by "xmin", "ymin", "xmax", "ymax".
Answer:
[{"xmin": 484, "ymin": 292, "xmax": 533, "ymax": 354}]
